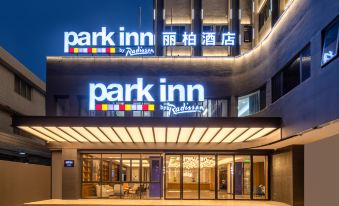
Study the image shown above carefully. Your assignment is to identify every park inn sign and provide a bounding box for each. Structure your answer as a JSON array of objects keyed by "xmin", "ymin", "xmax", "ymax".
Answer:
[
  {"xmin": 64, "ymin": 26, "xmax": 236, "ymax": 55},
  {"xmin": 89, "ymin": 78, "xmax": 205, "ymax": 115}
]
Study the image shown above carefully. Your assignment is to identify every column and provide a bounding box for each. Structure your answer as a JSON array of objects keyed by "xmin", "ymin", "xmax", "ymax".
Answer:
[
  {"xmin": 154, "ymin": 0, "xmax": 164, "ymax": 56},
  {"xmin": 192, "ymin": 0, "xmax": 202, "ymax": 56},
  {"xmin": 230, "ymin": 0, "xmax": 240, "ymax": 56}
]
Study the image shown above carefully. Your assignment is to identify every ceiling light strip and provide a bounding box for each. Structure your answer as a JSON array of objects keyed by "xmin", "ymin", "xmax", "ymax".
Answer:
[
  {"xmin": 207, "ymin": 128, "xmax": 223, "ymax": 143},
  {"xmin": 243, "ymin": 128, "xmax": 264, "ymax": 142},
  {"xmin": 72, "ymin": 127, "xmax": 100, "ymax": 143},
  {"xmin": 97, "ymin": 127, "xmax": 114, "ymax": 143},
  {"xmin": 44, "ymin": 127, "xmax": 75, "ymax": 142},
  {"xmin": 229, "ymin": 128, "xmax": 250, "ymax": 143},
  {"xmin": 197, "ymin": 127, "xmax": 210, "ymax": 143},
  {"xmin": 247, "ymin": 128, "xmax": 277, "ymax": 141},
  {"xmin": 165, "ymin": 127, "xmax": 168, "ymax": 143},
  {"xmin": 18, "ymin": 126, "xmax": 55, "ymax": 142},
  {"xmin": 218, "ymin": 128, "xmax": 236, "ymax": 144},
  {"xmin": 138, "ymin": 127, "xmax": 145, "ymax": 143},
  {"xmin": 111, "ymin": 127, "xmax": 124, "ymax": 143},
  {"xmin": 45, "ymin": 127, "xmax": 79, "ymax": 142},
  {"xmin": 176, "ymin": 127, "xmax": 181, "ymax": 143},
  {"xmin": 186, "ymin": 127, "xmax": 196, "ymax": 144},
  {"xmin": 84, "ymin": 127, "xmax": 103, "ymax": 143},
  {"xmin": 58, "ymin": 127, "xmax": 89, "ymax": 142},
  {"xmin": 125, "ymin": 127, "xmax": 135, "ymax": 143},
  {"xmin": 152, "ymin": 127, "xmax": 156, "ymax": 143},
  {"xmin": 32, "ymin": 127, "xmax": 67, "ymax": 142}
]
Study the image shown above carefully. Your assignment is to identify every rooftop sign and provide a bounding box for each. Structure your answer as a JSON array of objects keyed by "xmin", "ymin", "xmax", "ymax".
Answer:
[{"xmin": 64, "ymin": 27, "xmax": 236, "ymax": 56}]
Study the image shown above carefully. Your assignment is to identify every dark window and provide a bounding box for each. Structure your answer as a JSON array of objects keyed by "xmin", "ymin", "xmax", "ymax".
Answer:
[
  {"xmin": 301, "ymin": 45, "xmax": 311, "ymax": 81},
  {"xmin": 14, "ymin": 75, "xmax": 32, "ymax": 101},
  {"xmin": 271, "ymin": 72, "xmax": 283, "ymax": 102},
  {"xmin": 258, "ymin": 0, "xmax": 271, "ymax": 31},
  {"xmin": 283, "ymin": 56, "xmax": 300, "ymax": 94},
  {"xmin": 321, "ymin": 16, "xmax": 339, "ymax": 66},
  {"xmin": 271, "ymin": 44, "xmax": 311, "ymax": 102},
  {"xmin": 55, "ymin": 96, "xmax": 70, "ymax": 116},
  {"xmin": 243, "ymin": 25, "xmax": 253, "ymax": 43}
]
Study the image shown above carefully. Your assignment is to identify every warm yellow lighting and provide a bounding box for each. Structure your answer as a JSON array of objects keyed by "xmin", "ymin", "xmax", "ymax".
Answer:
[
  {"xmin": 32, "ymin": 127, "xmax": 66, "ymax": 142},
  {"xmin": 200, "ymin": 128, "xmax": 221, "ymax": 143},
  {"xmin": 18, "ymin": 126, "xmax": 54, "ymax": 142},
  {"xmin": 223, "ymin": 128, "xmax": 248, "ymax": 143},
  {"xmin": 177, "ymin": 127, "xmax": 193, "ymax": 143},
  {"xmin": 126, "ymin": 127, "xmax": 143, "ymax": 142},
  {"xmin": 189, "ymin": 128, "xmax": 207, "ymax": 143},
  {"xmin": 86, "ymin": 127, "xmax": 110, "ymax": 142},
  {"xmin": 58, "ymin": 127, "xmax": 88, "ymax": 142},
  {"xmin": 140, "ymin": 127, "xmax": 154, "ymax": 143},
  {"xmin": 167, "ymin": 127, "xmax": 180, "ymax": 142},
  {"xmin": 72, "ymin": 127, "xmax": 100, "ymax": 142},
  {"xmin": 210, "ymin": 128, "xmax": 234, "ymax": 143},
  {"xmin": 113, "ymin": 127, "xmax": 133, "ymax": 142},
  {"xmin": 233, "ymin": 128, "xmax": 262, "ymax": 142},
  {"xmin": 247, "ymin": 128, "xmax": 276, "ymax": 141},
  {"xmin": 154, "ymin": 127, "xmax": 166, "ymax": 142},
  {"xmin": 99, "ymin": 127, "xmax": 122, "ymax": 142},
  {"xmin": 45, "ymin": 127, "xmax": 77, "ymax": 142}
]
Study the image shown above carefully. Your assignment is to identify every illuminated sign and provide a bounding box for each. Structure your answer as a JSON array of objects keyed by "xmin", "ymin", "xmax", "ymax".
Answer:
[
  {"xmin": 160, "ymin": 102, "xmax": 204, "ymax": 116},
  {"xmin": 64, "ymin": 27, "xmax": 237, "ymax": 55},
  {"xmin": 64, "ymin": 160, "xmax": 74, "ymax": 167},
  {"xmin": 89, "ymin": 78, "xmax": 205, "ymax": 114}
]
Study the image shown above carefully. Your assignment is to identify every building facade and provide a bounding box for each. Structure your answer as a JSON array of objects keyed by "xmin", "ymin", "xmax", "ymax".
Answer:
[{"xmin": 10, "ymin": 0, "xmax": 339, "ymax": 206}]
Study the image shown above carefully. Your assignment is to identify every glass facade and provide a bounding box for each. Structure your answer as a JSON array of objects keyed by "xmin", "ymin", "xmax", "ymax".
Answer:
[
  {"xmin": 321, "ymin": 17, "xmax": 339, "ymax": 66},
  {"xmin": 238, "ymin": 91, "xmax": 260, "ymax": 117},
  {"xmin": 81, "ymin": 153, "xmax": 162, "ymax": 199}
]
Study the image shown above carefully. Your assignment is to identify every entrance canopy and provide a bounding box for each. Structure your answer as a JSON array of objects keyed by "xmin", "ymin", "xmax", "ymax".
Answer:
[{"xmin": 13, "ymin": 117, "xmax": 280, "ymax": 145}]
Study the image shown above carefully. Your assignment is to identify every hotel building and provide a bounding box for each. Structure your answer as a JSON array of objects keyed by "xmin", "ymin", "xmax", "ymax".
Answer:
[{"xmin": 1, "ymin": 0, "xmax": 339, "ymax": 206}]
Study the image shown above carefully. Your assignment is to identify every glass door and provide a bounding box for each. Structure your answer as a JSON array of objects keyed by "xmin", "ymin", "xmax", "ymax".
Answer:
[
  {"xmin": 183, "ymin": 155, "xmax": 199, "ymax": 199},
  {"xmin": 165, "ymin": 155, "xmax": 181, "ymax": 199}
]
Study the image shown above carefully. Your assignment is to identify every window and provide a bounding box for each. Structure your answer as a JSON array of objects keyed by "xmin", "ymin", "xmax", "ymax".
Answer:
[
  {"xmin": 165, "ymin": 25, "xmax": 187, "ymax": 42},
  {"xmin": 238, "ymin": 90, "xmax": 263, "ymax": 117},
  {"xmin": 203, "ymin": 25, "xmax": 229, "ymax": 43},
  {"xmin": 321, "ymin": 17, "xmax": 339, "ymax": 66},
  {"xmin": 14, "ymin": 75, "xmax": 32, "ymax": 100},
  {"xmin": 258, "ymin": 0, "xmax": 271, "ymax": 32},
  {"xmin": 55, "ymin": 96, "xmax": 70, "ymax": 116},
  {"xmin": 271, "ymin": 44, "xmax": 311, "ymax": 102}
]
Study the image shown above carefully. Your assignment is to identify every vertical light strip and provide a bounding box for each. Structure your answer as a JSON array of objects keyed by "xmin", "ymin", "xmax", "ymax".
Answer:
[
  {"xmin": 177, "ymin": 127, "xmax": 193, "ymax": 143},
  {"xmin": 45, "ymin": 127, "xmax": 78, "ymax": 142},
  {"xmin": 167, "ymin": 127, "xmax": 180, "ymax": 143},
  {"xmin": 154, "ymin": 127, "xmax": 166, "ymax": 142},
  {"xmin": 199, "ymin": 128, "xmax": 221, "ymax": 143},
  {"xmin": 113, "ymin": 127, "xmax": 133, "ymax": 143},
  {"xmin": 233, "ymin": 128, "xmax": 262, "ymax": 142},
  {"xmin": 32, "ymin": 127, "xmax": 67, "ymax": 142},
  {"xmin": 247, "ymin": 128, "xmax": 276, "ymax": 141},
  {"xmin": 126, "ymin": 127, "xmax": 144, "ymax": 142},
  {"xmin": 58, "ymin": 127, "xmax": 88, "ymax": 142},
  {"xmin": 189, "ymin": 128, "xmax": 207, "ymax": 143},
  {"xmin": 18, "ymin": 126, "xmax": 55, "ymax": 142},
  {"xmin": 99, "ymin": 127, "xmax": 122, "ymax": 143},
  {"xmin": 72, "ymin": 127, "xmax": 100, "ymax": 142},
  {"xmin": 222, "ymin": 128, "xmax": 249, "ymax": 143},
  {"xmin": 210, "ymin": 128, "xmax": 234, "ymax": 143},
  {"xmin": 140, "ymin": 127, "xmax": 154, "ymax": 143},
  {"xmin": 86, "ymin": 127, "xmax": 111, "ymax": 142}
]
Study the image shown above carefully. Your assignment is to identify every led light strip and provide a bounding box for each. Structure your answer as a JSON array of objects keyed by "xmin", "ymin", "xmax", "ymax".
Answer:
[
  {"xmin": 95, "ymin": 103, "xmax": 155, "ymax": 111},
  {"xmin": 18, "ymin": 126, "xmax": 277, "ymax": 144},
  {"xmin": 68, "ymin": 47, "xmax": 116, "ymax": 54}
]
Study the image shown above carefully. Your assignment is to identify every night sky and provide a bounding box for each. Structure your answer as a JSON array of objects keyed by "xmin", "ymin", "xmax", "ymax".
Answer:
[{"xmin": 0, "ymin": 0, "xmax": 153, "ymax": 81}]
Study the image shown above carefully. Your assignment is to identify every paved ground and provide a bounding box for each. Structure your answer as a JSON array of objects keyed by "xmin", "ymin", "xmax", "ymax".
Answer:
[{"xmin": 25, "ymin": 199, "xmax": 290, "ymax": 206}]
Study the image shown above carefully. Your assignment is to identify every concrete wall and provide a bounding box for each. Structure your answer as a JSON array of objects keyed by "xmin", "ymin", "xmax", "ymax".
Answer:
[
  {"xmin": 305, "ymin": 134, "xmax": 339, "ymax": 206},
  {"xmin": 0, "ymin": 160, "xmax": 51, "ymax": 206}
]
